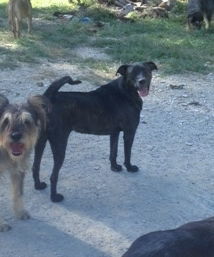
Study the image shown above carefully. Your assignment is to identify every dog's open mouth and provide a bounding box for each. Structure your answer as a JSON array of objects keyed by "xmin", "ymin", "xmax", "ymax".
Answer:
[
  {"xmin": 138, "ymin": 88, "xmax": 149, "ymax": 97},
  {"xmin": 10, "ymin": 143, "xmax": 25, "ymax": 156}
]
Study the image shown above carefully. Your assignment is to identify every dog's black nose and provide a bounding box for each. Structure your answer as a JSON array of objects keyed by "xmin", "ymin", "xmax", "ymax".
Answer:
[{"xmin": 10, "ymin": 132, "xmax": 22, "ymax": 141}]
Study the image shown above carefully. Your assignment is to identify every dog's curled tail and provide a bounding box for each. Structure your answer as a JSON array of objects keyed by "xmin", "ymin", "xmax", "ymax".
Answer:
[{"xmin": 44, "ymin": 76, "xmax": 82, "ymax": 98}]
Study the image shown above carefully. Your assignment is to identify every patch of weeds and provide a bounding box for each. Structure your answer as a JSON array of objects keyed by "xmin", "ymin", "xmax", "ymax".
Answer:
[
  {"xmin": 172, "ymin": 0, "xmax": 187, "ymax": 15},
  {"xmin": 92, "ymin": 17, "xmax": 214, "ymax": 74},
  {"xmin": 0, "ymin": 0, "xmax": 213, "ymax": 74},
  {"xmin": 0, "ymin": 51, "xmax": 19, "ymax": 70},
  {"xmin": 0, "ymin": 3, "xmax": 7, "ymax": 18},
  {"xmin": 83, "ymin": 4, "xmax": 116, "ymax": 21},
  {"xmin": 79, "ymin": 58, "xmax": 112, "ymax": 72}
]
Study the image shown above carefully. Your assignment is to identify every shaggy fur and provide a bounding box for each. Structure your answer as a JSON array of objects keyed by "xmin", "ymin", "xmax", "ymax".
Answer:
[
  {"xmin": 122, "ymin": 217, "xmax": 214, "ymax": 257},
  {"xmin": 187, "ymin": 0, "xmax": 214, "ymax": 29},
  {"xmin": 0, "ymin": 94, "xmax": 47, "ymax": 232},
  {"xmin": 7, "ymin": 0, "xmax": 32, "ymax": 38},
  {"xmin": 32, "ymin": 62, "xmax": 157, "ymax": 202}
]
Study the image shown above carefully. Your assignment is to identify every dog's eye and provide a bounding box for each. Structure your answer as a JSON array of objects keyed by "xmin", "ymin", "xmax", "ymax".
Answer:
[{"xmin": 24, "ymin": 120, "xmax": 32, "ymax": 127}]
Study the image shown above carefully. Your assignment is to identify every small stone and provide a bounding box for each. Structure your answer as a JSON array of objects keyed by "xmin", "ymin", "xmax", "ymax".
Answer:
[
  {"xmin": 79, "ymin": 17, "xmax": 92, "ymax": 24},
  {"xmin": 181, "ymin": 103, "xmax": 188, "ymax": 106},
  {"xmin": 170, "ymin": 84, "xmax": 185, "ymax": 90},
  {"xmin": 36, "ymin": 82, "xmax": 44, "ymax": 87},
  {"xmin": 182, "ymin": 94, "xmax": 188, "ymax": 98},
  {"xmin": 62, "ymin": 14, "xmax": 73, "ymax": 20},
  {"xmin": 188, "ymin": 101, "xmax": 201, "ymax": 106},
  {"xmin": 186, "ymin": 142, "xmax": 193, "ymax": 146},
  {"xmin": 147, "ymin": 145, "xmax": 154, "ymax": 151}
]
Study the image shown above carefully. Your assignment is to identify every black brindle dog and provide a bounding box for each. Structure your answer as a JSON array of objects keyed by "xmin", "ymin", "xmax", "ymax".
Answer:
[
  {"xmin": 122, "ymin": 217, "xmax": 214, "ymax": 257},
  {"xmin": 32, "ymin": 62, "xmax": 157, "ymax": 202}
]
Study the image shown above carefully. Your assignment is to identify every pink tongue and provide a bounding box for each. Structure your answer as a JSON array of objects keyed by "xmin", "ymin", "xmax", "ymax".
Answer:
[
  {"xmin": 138, "ymin": 89, "xmax": 149, "ymax": 97},
  {"xmin": 10, "ymin": 143, "xmax": 24, "ymax": 156}
]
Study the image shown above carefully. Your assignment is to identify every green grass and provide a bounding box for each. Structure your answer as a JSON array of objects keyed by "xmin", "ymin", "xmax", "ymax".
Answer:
[
  {"xmin": 93, "ymin": 18, "xmax": 214, "ymax": 73},
  {"xmin": 0, "ymin": 0, "xmax": 214, "ymax": 73}
]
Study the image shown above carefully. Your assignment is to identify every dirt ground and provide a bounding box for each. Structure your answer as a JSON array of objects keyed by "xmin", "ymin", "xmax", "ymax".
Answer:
[{"xmin": 0, "ymin": 57, "xmax": 214, "ymax": 257}]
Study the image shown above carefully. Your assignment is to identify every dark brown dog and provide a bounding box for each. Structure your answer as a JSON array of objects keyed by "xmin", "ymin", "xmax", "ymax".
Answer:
[
  {"xmin": 32, "ymin": 62, "xmax": 157, "ymax": 202},
  {"xmin": 0, "ymin": 94, "xmax": 47, "ymax": 232},
  {"xmin": 122, "ymin": 217, "xmax": 214, "ymax": 257}
]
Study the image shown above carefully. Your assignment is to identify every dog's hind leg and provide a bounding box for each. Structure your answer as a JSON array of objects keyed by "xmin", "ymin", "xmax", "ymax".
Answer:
[
  {"xmin": 27, "ymin": 15, "xmax": 32, "ymax": 33},
  {"xmin": 49, "ymin": 130, "xmax": 70, "ymax": 202},
  {"xmin": 10, "ymin": 171, "xmax": 30, "ymax": 220},
  {"xmin": 110, "ymin": 131, "xmax": 122, "ymax": 172},
  {"xmin": 32, "ymin": 134, "xmax": 48, "ymax": 190},
  {"xmin": 204, "ymin": 12, "xmax": 212, "ymax": 29},
  {"xmin": 14, "ymin": 17, "xmax": 20, "ymax": 38},
  {"xmin": 123, "ymin": 129, "xmax": 139, "ymax": 172}
]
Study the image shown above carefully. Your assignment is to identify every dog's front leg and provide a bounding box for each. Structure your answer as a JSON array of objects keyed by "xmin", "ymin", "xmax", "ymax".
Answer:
[
  {"xmin": 49, "ymin": 131, "xmax": 70, "ymax": 202},
  {"xmin": 123, "ymin": 130, "xmax": 139, "ymax": 172},
  {"xmin": 10, "ymin": 171, "xmax": 30, "ymax": 220},
  {"xmin": 33, "ymin": 134, "xmax": 48, "ymax": 190},
  {"xmin": 110, "ymin": 131, "xmax": 122, "ymax": 172}
]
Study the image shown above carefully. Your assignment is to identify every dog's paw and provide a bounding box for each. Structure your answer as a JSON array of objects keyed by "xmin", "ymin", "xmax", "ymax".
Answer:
[
  {"xmin": 125, "ymin": 164, "xmax": 139, "ymax": 172},
  {"xmin": 16, "ymin": 210, "xmax": 31, "ymax": 220},
  {"xmin": 111, "ymin": 164, "xmax": 123, "ymax": 172},
  {"xmin": 0, "ymin": 223, "xmax": 11, "ymax": 232},
  {"xmin": 35, "ymin": 182, "xmax": 47, "ymax": 190},
  {"xmin": 51, "ymin": 193, "xmax": 64, "ymax": 203}
]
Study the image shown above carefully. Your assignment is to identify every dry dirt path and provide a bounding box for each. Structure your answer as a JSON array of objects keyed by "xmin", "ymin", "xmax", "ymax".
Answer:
[{"xmin": 0, "ymin": 61, "xmax": 214, "ymax": 257}]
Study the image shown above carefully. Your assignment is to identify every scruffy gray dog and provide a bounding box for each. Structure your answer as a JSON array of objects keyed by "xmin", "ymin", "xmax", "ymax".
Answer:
[{"xmin": 0, "ymin": 94, "xmax": 47, "ymax": 232}]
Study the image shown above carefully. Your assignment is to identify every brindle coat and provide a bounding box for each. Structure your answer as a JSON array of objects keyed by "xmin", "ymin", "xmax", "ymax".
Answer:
[{"xmin": 32, "ymin": 62, "xmax": 157, "ymax": 202}]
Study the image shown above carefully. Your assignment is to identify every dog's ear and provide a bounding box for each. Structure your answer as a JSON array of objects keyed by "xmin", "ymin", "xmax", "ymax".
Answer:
[
  {"xmin": 27, "ymin": 95, "xmax": 51, "ymax": 130},
  {"xmin": 116, "ymin": 65, "xmax": 130, "ymax": 76},
  {"xmin": 0, "ymin": 94, "xmax": 9, "ymax": 116},
  {"xmin": 144, "ymin": 62, "xmax": 158, "ymax": 71}
]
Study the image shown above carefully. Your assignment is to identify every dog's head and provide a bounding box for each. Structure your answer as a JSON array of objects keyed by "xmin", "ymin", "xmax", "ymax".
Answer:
[
  {"xmin": 188, "ymin": 12, "xmax": 204, "ymax": 29},
  {"xmin": 0, "ymin": 94, "xmax": 48, "ymax": 160},
  {"xmin": 116, "ymin": 61, "xmax": 157, "ymax": 97}
]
